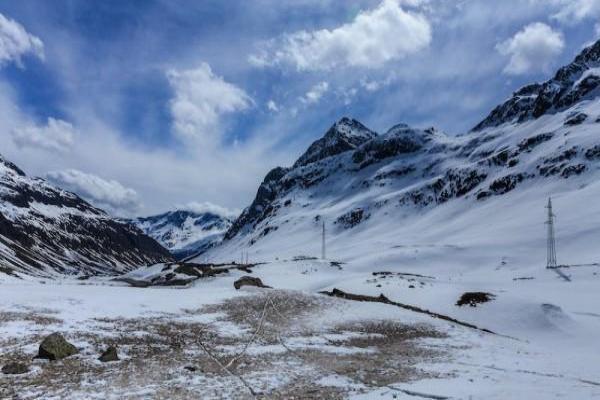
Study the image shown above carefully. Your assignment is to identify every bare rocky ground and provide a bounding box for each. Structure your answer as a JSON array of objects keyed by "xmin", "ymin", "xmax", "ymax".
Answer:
[{"xmin": 0, "ymin": 289, "xmax": 449, "ymax": 399}]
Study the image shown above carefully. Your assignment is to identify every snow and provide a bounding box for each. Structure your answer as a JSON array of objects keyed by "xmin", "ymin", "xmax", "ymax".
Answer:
[
  {"xmin": 3, "ymin": 45, "xmax": 600, "ymax": 399},
  {"xmin": 1, "ymin": 255, "xmax": 599, "ymax": 398},
  {"xmin": 130, "ymin": 210, "xmax": 232, "ymax": 256}
]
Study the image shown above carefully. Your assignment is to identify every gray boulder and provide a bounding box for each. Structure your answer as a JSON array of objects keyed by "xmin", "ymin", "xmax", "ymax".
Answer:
[
  {"xmin": 98, "ymin": 346, "xmax": 119, "ymax": 362},
  {"xmin": 2, "ymin": 362, "xmax": 29, "ymax": 375},
  {"xmin": 234, "ymin": 276, "xmax": 271, "ymax": 290},
  {"xmin": 37, "ymin": 332, "xmax": 78, "ymax": 361}
]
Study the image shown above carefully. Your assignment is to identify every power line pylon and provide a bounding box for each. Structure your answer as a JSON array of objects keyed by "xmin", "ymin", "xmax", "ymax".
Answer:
[{"xmin": 546, "ymin": 197, "xmax": 558, "ymax": 269}]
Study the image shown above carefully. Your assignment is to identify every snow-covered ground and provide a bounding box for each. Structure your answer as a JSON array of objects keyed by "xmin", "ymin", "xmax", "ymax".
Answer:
[{"xmin": 1, "ymin": 253, "xmax": 599, "ymax": 398}]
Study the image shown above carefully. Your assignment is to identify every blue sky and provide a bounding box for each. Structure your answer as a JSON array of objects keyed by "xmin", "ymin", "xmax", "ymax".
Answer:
[{"xmin": 0, "ymin": 0, "xmax": 598, "ymax": 216}]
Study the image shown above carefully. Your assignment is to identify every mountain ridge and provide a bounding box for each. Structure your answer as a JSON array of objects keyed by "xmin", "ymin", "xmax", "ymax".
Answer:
[
  {"xmin": 473, "ymin": 40, "xmax": 600, "ymax": 131},
  {"xmin": 206, "ymin": 40, "xmax": 600, "ymax": 263},
  {"xmin": 0, "ymin": 154, "xmax": 172, "ymax": 277},
  {"xmin": 130, "ymin": 209, "xmax": 234, "ymax": 260}
]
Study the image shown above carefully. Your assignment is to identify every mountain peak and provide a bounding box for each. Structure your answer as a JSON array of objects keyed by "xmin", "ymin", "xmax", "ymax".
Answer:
[
  {"xmin": 473, "ymin": 38, "xmax": 600, "ymax": 132},
  {"xmin": 0, "ymin": 154, "xmax": 26, "ymax": 177},
  {"xmin": 294, "ymin": 118, "xmax": 377, "ymax": 167}
]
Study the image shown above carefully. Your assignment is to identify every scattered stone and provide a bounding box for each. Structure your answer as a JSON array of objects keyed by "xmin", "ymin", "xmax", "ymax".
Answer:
[
  {"xmin": 409, "ymin": 285, "xmax": 415, "ymax": 289},
  {"xmin": 456, "ymin": 292, "xmax": 495, "ymax": 307},
  {"xmin": 2, "ymin": 362, "xmax": 29, "ymax": 375},
  {"xmin": 98, "ymin": 346, "xmax": 119, "ymax": 362},
  {"xmin": 233, "ymin": 276, "xmax": 271, "ymax": 290},
  {"xmin": 184, "ymin": 365, "xmax": 197, "ymax": 372},
  {"xmin": 37, "ymin": 332, "xmax": 78, "ymax": 360}
]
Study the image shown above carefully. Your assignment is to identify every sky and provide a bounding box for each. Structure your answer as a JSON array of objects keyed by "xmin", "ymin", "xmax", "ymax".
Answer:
[{"xmin": 0, "ymin": 0, "xmax": 599, "ymax": 217}]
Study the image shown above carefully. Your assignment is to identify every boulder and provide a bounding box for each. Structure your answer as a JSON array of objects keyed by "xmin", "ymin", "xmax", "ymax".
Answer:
[
  {"xmin": 456, "ymin": 292, "xmax": 495, "ymax": 307},
  {"xmin": 37, "ymin": 332, "xmax": 78, "ymax": 360},
  {"xmin": 2, "ymin": 362, "xmax": 29, "ymax": 375},
  {"xmin": 233, "ymin": 276, "xmax": 271, "ymax": 290},
  {"xmin": 98, "ymin": 346, "xmax": 119, "ymax": 362}
]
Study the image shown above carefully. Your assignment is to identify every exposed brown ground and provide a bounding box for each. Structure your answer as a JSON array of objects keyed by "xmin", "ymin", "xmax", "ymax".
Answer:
[{"xmin": 0, "ymin": 290, "xmax": 449, "ymax": 399}]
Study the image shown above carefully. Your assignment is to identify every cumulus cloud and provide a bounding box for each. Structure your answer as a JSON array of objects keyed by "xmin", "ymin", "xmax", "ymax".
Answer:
[
  {"xmin": 167, "ymin": 63, "xmax": 253, "ymax": 143},
  {"xmin": 497, "ymin": 23, "xmax": 565, "ymax": 76},
  {"xmin": 178, "ymin": 201, "xmax": 240, "ymax": 219},
  {"xmin": 12, "ymin": 118, "xmax": 76, "ymax": 153},
  {"xmin": 0, "ymin": 12, "xmax": 44, "ymax": 67},
  {"xmin": 551, "ymin": 0, "xmax": 600, "ymax": 24},
  {"xmin": 45, "ymin": 169, "xmax": 141, "ymax": 215},
  {"xmin": 249, "ymin": 0, "xmax": 431, "ymax": 71},
  {"xmin": 301, "ymin": 81, "xmax": 329, "ymax": 104}
]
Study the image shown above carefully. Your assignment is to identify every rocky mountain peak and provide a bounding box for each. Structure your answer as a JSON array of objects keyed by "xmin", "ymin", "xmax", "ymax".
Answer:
[
  {"xmin": 293, "ymin": 117, "xmax": 377, "ymax": 167},
  {"xmin": 473, "ymin": 39, "xmax": 600, "ymax": 132},
  {"xmin": 0, "ymin": 154, "xmax": 26, "ymax": 177}
]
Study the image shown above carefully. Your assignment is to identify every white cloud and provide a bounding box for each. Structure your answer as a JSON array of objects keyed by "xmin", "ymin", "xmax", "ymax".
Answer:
[
  {"xmin": 249, "ymin": 0, "xmax": 431, "ymax": 71},
  {"xmin": 12, "ymin": 117, "xmax": 76, "ymax": 153},
  {"xmin": 45, "ymin": 169, "xmax": 141, "ymax": 215},
  {"xmin": 301, "ymin": 81, "xmax": 329, "ymax": 104},
  {"xmin": 360, "ymin": 72, "xmax": 397, "ymax": 92},
  {"xmin": 177, "ymin": 201, "xmax": 240, "ymax": 219},
  {"xmin": 167, "ymin": 63, "xmax": 253, "ymax": 143},
  {"xmin": 497, "ymin": 23, "xmax": 565, "ymax": 76},
  {"xmin": 551, "ymin": 0, "xmax": 600, "ymax": 24},
  {"xmin": 267, "ymin": 100, "xmax": 279, "ymax": 112},
  {"xmin": 0, "ymin": 12, "xmax": 44, "ymax": 67}
]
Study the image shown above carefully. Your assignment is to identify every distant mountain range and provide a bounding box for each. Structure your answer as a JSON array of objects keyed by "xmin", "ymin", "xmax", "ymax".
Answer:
[{"xmin": 129, "ymin": 209, "xmax": 234, "ymax": 260}]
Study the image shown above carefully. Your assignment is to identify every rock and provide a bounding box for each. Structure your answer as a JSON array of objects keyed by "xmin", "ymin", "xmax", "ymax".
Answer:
[
  {"xmin": 98, "ymin": 346, "xmax": 119, "ymax": 362},
  {"xmin": 184, "ymin": 365, "xmax": 197, "ymax": 372},
  {"xmin": 233, "ymin": 276, "xmax": 271, "ymax": 290},
  {"xmin": 37, "ymin": 332, "xmax": 78, "ymax": 360},
  {"xmin": 456, "ymin": 292, "xmax": 495, "ymax": 307},
  {"xmin": 565, "ymin": 112, "xmax": 588, "ymax": 126},
  {"xmin": 2, "ymin": 362, "xmax": 29, "ymax": 375}
]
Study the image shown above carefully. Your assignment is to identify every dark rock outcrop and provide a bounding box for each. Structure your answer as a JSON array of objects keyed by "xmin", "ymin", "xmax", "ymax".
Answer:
[{"xmin": 456, "ymin": 292, "xmax": 496, "ymax": 307}]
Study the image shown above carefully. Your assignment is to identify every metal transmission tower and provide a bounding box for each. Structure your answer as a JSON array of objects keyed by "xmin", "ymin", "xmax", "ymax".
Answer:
[
  {"xmin": 321, "ymin": 220, "xmax": 326, "ymax": 260},
  {"xmin": 546, "ymin": 197, "xmax": 558, "ymax": 269}
]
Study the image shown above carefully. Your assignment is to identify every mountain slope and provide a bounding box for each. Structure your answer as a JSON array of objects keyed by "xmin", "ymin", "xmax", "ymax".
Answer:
[
  {"xmin": 200, "ymin": 40, "xmax": 600, "ymax": 269},
  {"xmin": 0, "ymin": 155, "xmax": 172, "ymax": 277},
  {"xmin": 131, "ymin": 209, "xmax": 234, "ymax": 259}
]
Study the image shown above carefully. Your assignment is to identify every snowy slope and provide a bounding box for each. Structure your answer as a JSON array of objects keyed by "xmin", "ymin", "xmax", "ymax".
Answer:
[
  {"xmin": 130, "ymin": 209, "xmax": 234, "ymax": 259},
  {"xmin": 0, "ymin": 155, "xmax": 172, "ymax": 277},
  {"xmin": 201, "ymin": 40, "xmax": 600, "ymax": 271}
]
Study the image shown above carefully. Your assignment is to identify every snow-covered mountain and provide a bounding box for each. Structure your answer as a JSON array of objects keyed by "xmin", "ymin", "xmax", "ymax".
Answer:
[
  {"xmin": 0, "ymin": 155, "xmax": 172, "ymax": 277},
  {"xmin": 130, "ymin": 209, "xmax": 234, "ymax": 259},
  {"xmin": 201, "ymin": 40, "xmax": 600, "ymax": 267}
]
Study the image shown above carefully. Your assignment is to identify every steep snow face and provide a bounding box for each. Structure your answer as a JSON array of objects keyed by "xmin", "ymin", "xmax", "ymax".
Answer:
[
  {"xmin": 201, "ymin": 41, "xmax": 600, "ymax": 269},
  {"xmin": 131, "ymin": 210, "xmax": 234, "ymax": 259},
  {"xmin": 474, "ymin": 40, "xmax": 600, "ymax": 131},
  {"xmin": 0, "ymin": 155, "xmax": 172, "ymax": 277}
]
